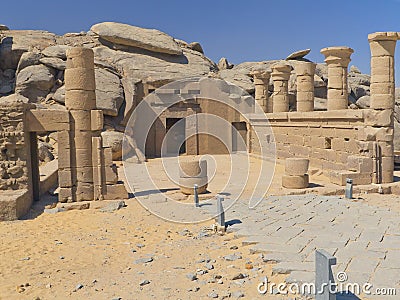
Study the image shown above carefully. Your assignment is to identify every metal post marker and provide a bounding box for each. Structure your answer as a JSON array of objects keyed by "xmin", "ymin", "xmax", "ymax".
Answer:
[
  {"xmin": 217, "ymin": 195, "xmax": 225, "ymax": 227},
  {"xmin": 315, "ymin": 249, "xmax": 337, "ymax": 300},
  {"xmin": 194, "ymin": 184, "xmax": 199, "ymax": 207},
  {"xmin": 345, "ymin": 178, "xmax": 353, "ymax": 199}
]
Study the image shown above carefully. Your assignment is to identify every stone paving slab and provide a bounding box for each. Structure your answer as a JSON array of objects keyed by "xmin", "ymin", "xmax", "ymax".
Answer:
[{"xmin": 129, "ymin": 160, "xmax": 400, "ymax": 298}]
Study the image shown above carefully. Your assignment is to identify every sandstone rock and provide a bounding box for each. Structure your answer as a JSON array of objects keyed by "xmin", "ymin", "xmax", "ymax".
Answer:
[
  {"xmin": 90, "ymin": 22, "xmax": 182, "ymax": 55},
  {"xmin": 315, "ymin": 63, "xmax": 328, "ymax": 80},
  {"xmin": 220, "ymin": 61, "xmax": 277, "ymax": 93},
  {"xmin": 95, "ymin": 67, "xmax": 124, "ymax": 116},
  {"xmin": 0, "ymin": 30, "xmax": 56, "ymax": 70},
  {"xmin": 188, "ymin": 42, "xmax": 204, "ymax": 54},
  {"xmin": 16, "ymin": 51, "xmax": 42, "ymax": 73},
  {"xmin": 217, "ymin": 57, "xmax": 232, "ymax": 70},
  {"xmin": 356, "ymin": 95, "xmax": 370, "ymax": 108},
  {"xmin": 348, "ymin": 73, "xmax": 370, "ymax": 87},
  {"xmin": 93, "ymin": 45, "xmax": 216, "ymax": 85},
  {"xmin": 314, "ymin": 97, "xmax": 327, "ymax": 110},
  {"xmin": 0, "ymin": 94, "xmax": 29, "ymax": 105},
  {"xmin": 0, "ymin": 25, "xmax": 9, "ymax": 31},
  {"xmin": 15, "ymin": 64, "xmax": 55, "ymax": 102},
  {"xmin": 39, "ymin": 57, "xmax": 66, "ymax": 70},
  {"xmin": 350, "ymin": 65, "xmax": 361, "ymax": 74},
  {"xmin": 101, "ymin": 131, "xmax": 124, "ymax": 160},
  {"xmin": 42, "ymin": 45, "xmax": 71, "ymax": 59},
  {"xmin": 286, "ymin": 49, "xmax": 311, "ymax": 60},
  {"xmin": 38, "ymin": 142, "xmax": 54, "ymax": 162},
  {"xmin": 52, "ymin": 85, "xmax": 65, "ymax": 104}
]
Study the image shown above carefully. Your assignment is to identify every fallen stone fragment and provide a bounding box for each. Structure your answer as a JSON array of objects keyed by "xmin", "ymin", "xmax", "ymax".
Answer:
[
  {"xmin": 208, "ymin": 291, "xmax": 218, "ymax": 298},
  {"xmin": 232, "ymin": 291, "xmax": 245, "ymax": 298},
  {"xmin": 139, "ymin": 279, "xmax": 150, "ymax": 286},
  {"xmin": 232, "ymin": 273, "xmax": 246, "ymax": 280},
  {"xmin": 205, "ymin": 262, "xmax": 214, "ymax": 270},
  {"xmin": 134, "ymin": 257, "xmax": 153, "ymax": 264},
  {"xmin": 186, "ymin": 273, "xmax": 197, "ymax": 281},
  {"xmin": 99, "ymin": 200, "xmax": 125, "ymax": 212},
  {"xmin": 74, "ymin": 284, "xmax": 83, "ymax": 292},
  {"xmin": 223, "ymin": 254, "xmax": 242, "ymax": 261}
]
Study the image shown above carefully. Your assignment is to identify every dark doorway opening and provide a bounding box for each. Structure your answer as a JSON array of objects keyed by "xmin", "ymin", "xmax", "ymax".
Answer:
[
  {"xmin": 232, "ymin": 122, "xmax": 247, "ymax": 152},
  {"xmin": 166, "ymin": 118, "xmax": 186, "ymax": 154}
]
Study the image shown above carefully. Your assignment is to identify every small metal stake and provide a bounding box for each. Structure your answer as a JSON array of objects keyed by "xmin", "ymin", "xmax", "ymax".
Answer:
[
  {"xmin": 345, "ymin": 178, "xmax": 353, "ymax": 199},
  {"xmin": 194, "ymin": 184, "xmax": 199, "ymax": 207},
  {"xmin": 217, "ymin": 195, "xmax": 225, "ymax": 227}
]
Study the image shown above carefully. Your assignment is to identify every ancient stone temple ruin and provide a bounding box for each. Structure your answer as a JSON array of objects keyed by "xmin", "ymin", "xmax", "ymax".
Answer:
[
  {"xmin": 0, "ymin": 47, "xmax": 127, "ymax": 221},
  {"xmin": 250, "ymin": 32, "xmax": 397, "ymax": 186},
  {"xmin": 0, "ymin": 31, "xmax": 398, "ymax": 220}
]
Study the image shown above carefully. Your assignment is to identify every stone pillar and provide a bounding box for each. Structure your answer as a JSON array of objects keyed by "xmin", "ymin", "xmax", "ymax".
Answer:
[
  {"xmin": 271, "ymin": 63, "xmax": 292, "ymax": 112},
  {"xmin": 320, "ymin": 46, "xmax": 353, "ymax": 110},
  {"xmin": 368, "ymin": 32, "xmax": 398, "ymax": 183},
  {"xmin": 368, "ymin": 32, "xmax": 397, "ymax": 110},
  {"xmin": 295, "ymin": 62, "xmax": 316, "ymax": 112},
  {"xmin": 64, "ymin": 47, "xmax": 96, "ymax": 201},
  {"xmin": 251, "ymin": 70, "xmax": 271, "ymax": 113}
]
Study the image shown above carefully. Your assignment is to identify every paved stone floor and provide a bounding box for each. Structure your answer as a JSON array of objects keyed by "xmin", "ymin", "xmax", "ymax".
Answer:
[
  {"xmin": 220, "ymin": 194, "xmax": 400, "ymax": 299},
  {"xmin": 125, "ymin": 157, "xmax": 400, "ymax": 299}
]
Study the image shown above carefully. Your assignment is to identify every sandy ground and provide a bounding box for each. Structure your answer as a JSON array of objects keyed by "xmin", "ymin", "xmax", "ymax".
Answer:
[
  {"xmin": 1, "ymin": 155, "xmax": 400, "ymax": 299},
  {"xmin": 0, "ymin": 197, "xmax": 290, "ymax": 300}
]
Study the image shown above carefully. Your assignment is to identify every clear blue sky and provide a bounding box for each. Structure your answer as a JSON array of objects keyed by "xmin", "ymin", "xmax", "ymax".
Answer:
[{"xmin": 2, "ymin": 0, "xmax": 400, "ymax": 79}]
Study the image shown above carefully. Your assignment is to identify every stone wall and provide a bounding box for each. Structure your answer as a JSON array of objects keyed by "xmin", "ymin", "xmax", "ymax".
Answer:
[
  {"xmin": 249, "ymin": 108, "xmax": 393, "ymax": 186},
  {"xmin": 0, "ymin": 100, "xmax": 34, "ymax": 220}
]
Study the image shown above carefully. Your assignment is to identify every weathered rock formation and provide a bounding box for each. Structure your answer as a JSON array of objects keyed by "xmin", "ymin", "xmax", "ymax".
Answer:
[{"xmin": 0, "ymin": 22, "xmax": 398, "ymax": 154}]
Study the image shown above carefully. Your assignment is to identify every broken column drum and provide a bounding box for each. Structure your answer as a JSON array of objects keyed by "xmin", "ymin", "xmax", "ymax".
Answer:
[
  {"xmin": 295, "ymin": 62, "xmax": 316, "ymax": 112},
  {"xmin": 271, "ymin": 63, "xmax": 292, "ymax": 113},
  {"xmin": 251, "ymin": 70, "xmax": 271, "ymax": 113},
  {"xmin": 320, "ymin": 46, "xmax": 353, "ymax": 110},
  {"xmin": 282, "ymin": 158, "xmax": 309, "ymax": 189},
  {"xmin": 179, "ymin": 158, "xmax": 208, "ymax": 195}
]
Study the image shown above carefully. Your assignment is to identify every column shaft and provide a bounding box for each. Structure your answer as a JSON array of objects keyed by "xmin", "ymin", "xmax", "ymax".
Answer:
[
  {"xmin": 320, "ymin": 46, "xmax": 353, "ymax": 110},
  {"xmin": 271, "ymin": 63, "xmax": 292, "ymax": 113}
]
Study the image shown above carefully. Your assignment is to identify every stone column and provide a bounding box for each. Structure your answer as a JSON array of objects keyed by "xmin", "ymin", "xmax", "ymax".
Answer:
[
  {"xmin": 368, "ymin": 32, "xmax": 397, "ymax": 110},
  {"xmin": 251, "ymin": 70, "xmax": 271, "ymax": 113},
  {"xmin": 271, "ymin": 63, "xmax": 292, "ymax": 112},
  {"xmin": 320, "ymin": 46, "xmax": 353, "ymax": 110},
  {"xmin": 64, "ymin": 47, "xmax": 96, "ymax": 201},
  {"xmin": 295, "ymin": 62, "xmax": 316, "ymax": 112},
  {"xmin": 368, "ymin": 32, "xmax": 398, "ymax": 183}
]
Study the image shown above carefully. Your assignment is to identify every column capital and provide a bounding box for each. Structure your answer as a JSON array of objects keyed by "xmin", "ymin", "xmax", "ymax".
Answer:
[
  {"xmin": 271, "ymin": 63, "xmax": 292, "ymax": 81},
  {"xmin": 250, "ymin": 69, "xmax": 271, "ymax": 81},
  {"xmin": 368, "ymin": 32, "xmax": 399, "ymax": 42},
  {"xmin": 294, "ymin": 61, "xmax": 316, "ymax": 76},
  {"xmin": 320, "ymin": 46, "xmax": 354, "ymax": 67}
]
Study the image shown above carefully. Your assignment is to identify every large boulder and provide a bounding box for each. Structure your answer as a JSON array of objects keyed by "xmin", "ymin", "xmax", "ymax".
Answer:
[
  {"xmin": 16, "ymin": 51, "xmax": 42, "ymax": 73},
  {"xmin": 52, "ymin": 85, "xmax": 65, "ymax": 104},
  {"xmin": 90, "ymin": 22, "xmax": 182, "ymax": 55},
  {"xmin": 15, "ymin": 64, "xmax": 55, "ymax": 102},
  {"xmin": 93, "ymin": 45, "xmax": 216, "ymax": 86},
  {"xmin": 42, "ymin": 45, "xmax": 71, "ymax": 59},
  {"xmin": 0, "ymin": 30, "xmax": 56, "ymax": 70},
  {"xmin": 95, "ymin": 68, "xmax": 124, "ymax": 116}
]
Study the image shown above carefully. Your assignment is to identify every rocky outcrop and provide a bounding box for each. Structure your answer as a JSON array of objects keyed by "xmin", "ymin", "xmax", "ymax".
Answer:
[
  {"xmin": 90, "ymin": 22, "xmax": 182, "ymax": 55},
  {"xmin": 15, "ymin": 64, "xmax": 56, "ymax": 102},
  {"xmin": 1, "ymin": 21, "xmax": 399, "ymax": 151},
  {"xmin": 95, "ymin": 67, "xmax": 124, "ymax": 116}
]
